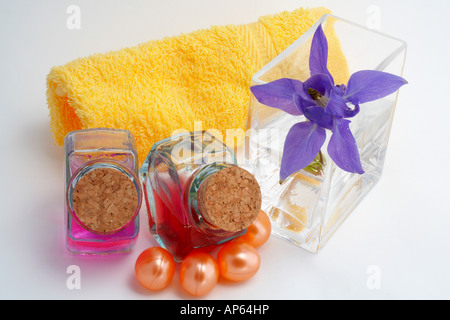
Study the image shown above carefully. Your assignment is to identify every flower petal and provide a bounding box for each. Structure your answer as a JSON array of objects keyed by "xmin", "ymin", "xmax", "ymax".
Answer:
[
  {"xmin": 303, "ymin": 73, "xmax": 333, "ymax": 97},
  {"xmin": 280, "ymin": 121, "xmax": 326, "ymax": 181},
  {"xmin": 327, "ymin": 119, "xmax": 364, "ymax": 174},
  {"xmin": 344, "ymin": 70, "xmax": 408, "ymax": 104},
  {"xmin": 325, "ymin": 89, "xmax": 348, "ymax": 118},
  {"xmin": 309, "ymin": 25, "xmax": 334, "ymax": 83},
  {"xmin": 292, "ymin": 92, "xmax": 315, "ymax": 114},
  {"xmin": 304, "ymin": 106, "xmax": 334, "ymax": 130},
  {"xmin": 250, "ymin": 78, "xmax": 304, "ymax": 116},
  {"xmin": 343, "ymin": 103, "xmax": 360, "ymax": 118}
]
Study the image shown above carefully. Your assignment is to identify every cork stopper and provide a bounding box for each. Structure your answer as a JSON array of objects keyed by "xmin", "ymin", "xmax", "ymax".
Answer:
[
  {"xmin": 197, "ymin": 166, "xmax": 262, "ymax": 232},
  {"xmin": 72, "ymin": 167, "xmax": 139, "ymax": 234}
]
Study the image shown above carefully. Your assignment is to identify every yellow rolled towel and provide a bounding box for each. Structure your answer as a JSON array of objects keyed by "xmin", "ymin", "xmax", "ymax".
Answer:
[{"xmin": 47, "ymin": 7, "xmax": 340, "ymax": 164}]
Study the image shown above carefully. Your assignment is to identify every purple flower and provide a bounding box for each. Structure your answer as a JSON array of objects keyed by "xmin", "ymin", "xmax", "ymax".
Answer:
[{"xmin": 250, "ymin": 25, "xmax": 407, "ymax": 181}]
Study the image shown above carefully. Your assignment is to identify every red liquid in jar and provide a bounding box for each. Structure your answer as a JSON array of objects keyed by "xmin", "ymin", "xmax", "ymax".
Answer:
[
  {"xmin": 66, "ymin": 151, "xmax": 138, "ymax": 254},
  {"xmin": 145, "ymin": 172, "xmax": 236, "ymax": 261}
]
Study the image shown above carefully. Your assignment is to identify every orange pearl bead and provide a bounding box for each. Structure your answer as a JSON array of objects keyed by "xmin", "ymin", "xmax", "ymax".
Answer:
[
  {"xmin": 179, "ymin": 252, "xmax": 219, "ymax": 297},
  {"xmin": 239, "ymin": 210, "xmax": 271, "ymax": 248},
  {"xmin": 217, "ymin": 241, "xmax": 261, "ymax": 282},
  {"xmin": 135, "ymin": 247, "xmax": 176, "ymax": 291}
]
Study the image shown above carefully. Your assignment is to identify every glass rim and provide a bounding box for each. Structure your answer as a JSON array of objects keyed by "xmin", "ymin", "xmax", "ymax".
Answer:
[
  {"xmin": 63, "ymin": 127, "xmax": 134, "ymax": 143},
  {"xmin": 251, "ymin": 13, "xmax": 408, "ymax": 85}
]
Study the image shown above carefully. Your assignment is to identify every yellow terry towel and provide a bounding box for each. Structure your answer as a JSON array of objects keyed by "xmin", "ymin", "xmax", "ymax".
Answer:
[{"xmin": 47, "ymin": 7, "xmax": 345, "ymax": 164}]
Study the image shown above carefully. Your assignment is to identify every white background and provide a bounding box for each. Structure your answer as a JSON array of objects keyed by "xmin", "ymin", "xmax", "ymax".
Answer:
[{"xmin": 1, "ymin": 0, "xmax": 449, "ymax": 300}]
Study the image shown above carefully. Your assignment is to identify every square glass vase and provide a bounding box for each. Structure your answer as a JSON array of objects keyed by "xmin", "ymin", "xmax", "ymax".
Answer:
[{"xmin": 246, "ymin": 14, "xmax": 407, "ymax": 253}]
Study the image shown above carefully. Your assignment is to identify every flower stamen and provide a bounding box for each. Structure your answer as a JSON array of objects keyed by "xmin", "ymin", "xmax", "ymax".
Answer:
[{"xmin": 308, "ymin": 88, "xmax": 329, "ymax": 108}]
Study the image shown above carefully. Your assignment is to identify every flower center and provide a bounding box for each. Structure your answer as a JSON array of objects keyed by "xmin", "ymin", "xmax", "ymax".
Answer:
[{"xmin": 308, "ymin": 88, "xmax": 329, "ymax": 108}]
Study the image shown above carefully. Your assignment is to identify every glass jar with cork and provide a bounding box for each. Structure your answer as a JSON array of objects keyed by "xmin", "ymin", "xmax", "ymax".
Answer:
[
  {"xmin": 64, "ymin": 128, "xmax": 142, "ymax": 254},
  {"xmin": 139, "ymin": 131, "xmax": 262, "ymax": 261}
]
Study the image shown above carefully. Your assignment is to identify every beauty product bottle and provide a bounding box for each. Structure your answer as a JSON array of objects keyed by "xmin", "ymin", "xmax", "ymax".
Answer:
[
  {"xmin": 139, "ymin": 131, "xmax": 262, "ymax": 261},
  {"xmin": 64, "ymin": 128, "xmax": 142, "ymax": 254}
]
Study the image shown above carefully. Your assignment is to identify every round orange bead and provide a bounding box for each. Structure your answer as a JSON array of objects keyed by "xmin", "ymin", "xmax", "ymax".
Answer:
[
  {"xmin": 135, "ymin": 247, "xmax": 176, "ymax": 291},
  {"xmin": 217, "ymin": 241, "xmax": 261, "ymax": 282},
  {"xmin": 179, "ymin": 252, "xmax": 219, "ymax": 296},
  {"xmin": 239, "ymin": 210, "xmax": 271, "ymax": 248}
]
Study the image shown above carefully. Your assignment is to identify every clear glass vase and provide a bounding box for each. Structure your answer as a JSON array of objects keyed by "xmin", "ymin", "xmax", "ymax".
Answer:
[{"xmin": 246, "ymin": 14, "xmax": 407, "ymax": 253}]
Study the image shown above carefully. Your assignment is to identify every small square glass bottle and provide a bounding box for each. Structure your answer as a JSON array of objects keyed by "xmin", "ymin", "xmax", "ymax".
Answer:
[
  {"xmin": 139, "ymin": 131, "xmax": 261, "ymax": 261},
  {"xmin": 64, "ymin": 128, "xmax": 142, "ymax": 254}
]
